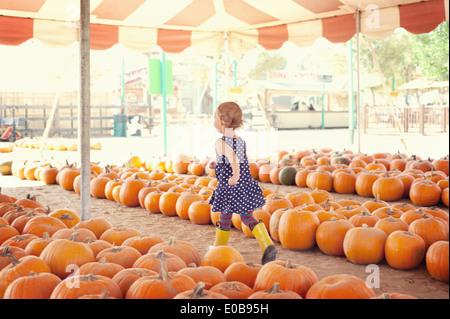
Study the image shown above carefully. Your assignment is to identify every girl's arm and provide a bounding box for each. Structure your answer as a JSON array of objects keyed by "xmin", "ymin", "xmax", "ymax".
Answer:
[{"xmin": 215, "ymin": 139, "xmax": 240, "ymax": 185}]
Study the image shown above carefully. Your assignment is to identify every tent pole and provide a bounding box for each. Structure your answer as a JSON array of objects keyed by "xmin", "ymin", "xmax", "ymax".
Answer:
[
  {"xmin": 356, "ymin": 9, "xmax": 361, "ymax": 153},
  {"xmin": 348, "ymin": 39, "xmax": 355, "ymax": 144},
  {"xmin": 79, "ymin": 0, "xmax": 91, "ymax": 221},
  {"xmin": 161, "ymin": 51, "xmax": 168, "ymax": 155}
]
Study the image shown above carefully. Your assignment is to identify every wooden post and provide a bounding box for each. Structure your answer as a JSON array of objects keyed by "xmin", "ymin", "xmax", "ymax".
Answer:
[{"xmin": 79, "ymin": 0, "xmax": 91, "ymax": 221}]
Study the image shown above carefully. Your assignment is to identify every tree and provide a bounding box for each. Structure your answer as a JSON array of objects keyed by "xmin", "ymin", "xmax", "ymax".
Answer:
[
  {"xmin": 409, "ymin": 21, "xmax": 449, "ymax": 81},
  {"xmin": 249, "ymin": 51, "xmax": 287, "ymax": 80}
]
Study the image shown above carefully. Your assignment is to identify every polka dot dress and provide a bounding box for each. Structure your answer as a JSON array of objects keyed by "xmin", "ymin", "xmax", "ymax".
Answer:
[{"xmin": 210, "ymin": 136, "xmax": 266, "ymax": 215}]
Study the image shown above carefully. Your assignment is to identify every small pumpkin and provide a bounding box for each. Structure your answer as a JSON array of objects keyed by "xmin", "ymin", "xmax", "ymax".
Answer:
[
  {"xmin": 178, "ymin": 263, "xmax": 226, "ymax": 289},
  {"xmin": 200, "ymin": 246, "xmax": 244, "ymax": 273},
  {"xmin": 305, "ymin": 274, "xmax": 376, "ymax": 299}
]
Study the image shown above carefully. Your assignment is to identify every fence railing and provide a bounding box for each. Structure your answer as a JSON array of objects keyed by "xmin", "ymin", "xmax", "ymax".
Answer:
[
  {"xmin": 1, "ymin": 105, "xmax": 123, "ymax": 138},
  {"xmin": 363, "ymin": 105, "xmax": 449, "ymax": 135}
]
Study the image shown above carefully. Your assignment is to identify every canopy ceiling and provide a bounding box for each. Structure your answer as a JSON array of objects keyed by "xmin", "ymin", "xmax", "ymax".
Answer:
[{"xmin": 0, "ymin": 0, "xmax": 448, "ymax": 55}]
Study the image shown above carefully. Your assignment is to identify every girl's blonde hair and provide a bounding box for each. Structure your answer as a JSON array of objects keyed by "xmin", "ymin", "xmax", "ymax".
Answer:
[{"xmin": 216, "ymin": 102, "xmax": 244, "ymax": 129}]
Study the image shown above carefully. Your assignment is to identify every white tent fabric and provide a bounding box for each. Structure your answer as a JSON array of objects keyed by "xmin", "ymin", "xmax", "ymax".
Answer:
[{"xmin": 1, "ymin": 0, "xmax": 448, "ymax": 55}]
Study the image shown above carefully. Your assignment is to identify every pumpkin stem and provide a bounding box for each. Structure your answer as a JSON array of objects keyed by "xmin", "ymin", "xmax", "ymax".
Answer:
[
  {"xmin": 267, "ymin": 282, "xmax": 281, "ymax": 294},
  {"xmin": 8, "ymin": 254, "xmax": 20, "ymax": 266},
  {"xmin": 168, "ymin": 236, "xmax": 177, "ymax": 246},
  {"xmin": 155, "ymin": 250, "xmax": 171, "ymax": 281},
  {"xmin": 68, "ymin": 232, "xmax": 80, "ymax": 242},
  {"xmin": 191, "ymin": 282, "xmax": 207, "ymax": 298}
]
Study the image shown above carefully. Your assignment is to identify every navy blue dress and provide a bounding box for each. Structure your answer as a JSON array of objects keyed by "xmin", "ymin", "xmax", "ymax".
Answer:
[{"xmin": 210, "ymin": 136, "xmax": 266, "ymax": 215}]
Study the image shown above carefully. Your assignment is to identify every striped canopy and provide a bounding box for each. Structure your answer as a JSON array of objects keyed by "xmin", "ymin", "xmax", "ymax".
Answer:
[{"xmin": 0, "ymin": 0, "xmax": 448, "ymax": 55}]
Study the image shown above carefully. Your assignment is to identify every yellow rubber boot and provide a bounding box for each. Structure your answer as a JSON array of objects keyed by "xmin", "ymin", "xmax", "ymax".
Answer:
[
  {"xmin": 251, "ymin": 221, "xmax": 277, "ymax": 265},
  {"xmin": 214, "ymin": 224, "xmax": 230, "ymax": 246}
]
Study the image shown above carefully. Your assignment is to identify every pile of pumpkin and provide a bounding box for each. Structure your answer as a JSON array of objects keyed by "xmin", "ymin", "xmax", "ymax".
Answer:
[
  {"xmin": 1, "ymin": 190, "xmax": 447, "ymax": 299},
  {"xmin": 6, "ymin": 155, "xmax": 450, "ymax": 287},
  {"xmin": 12, "ymin": 138, "xmax": 102, "ymax": 152}
]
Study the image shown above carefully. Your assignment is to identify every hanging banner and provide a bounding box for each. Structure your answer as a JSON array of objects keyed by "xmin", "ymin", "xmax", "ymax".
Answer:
[{"xmin": 148, "ymin": 58, "xmax": 174, "ymax": 95}]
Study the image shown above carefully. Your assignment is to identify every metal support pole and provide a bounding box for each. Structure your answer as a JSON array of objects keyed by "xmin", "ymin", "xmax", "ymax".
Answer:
[
  {"xmin": 161, "ymin": 52, "xmax": 168, "ymax": 155},
  {"xmin": 348, "ymin": 39, "xmax": 355, "ymax": 144},
  {"xmin": 79, "ymin": 0, "xmax": 91, "ymax": 221},
  {"xmin": 356, "ymin": 9, "xmax": 361, "ymax": 153}
]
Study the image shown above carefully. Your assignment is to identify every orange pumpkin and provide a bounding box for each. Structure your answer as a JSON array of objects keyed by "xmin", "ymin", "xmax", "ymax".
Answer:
[
  {"xmin": 385, "ymin": 231, "xmax": 426, "ymax": 270},
  {"xmin": 200, "ymin": 246, "xmax": 244, "ymax": 273},
  {"xmin": 305, "ymin": 274, "xmax": 376, "ymax": 299},
  {"xmin": 175, "ymin": 191, "xmax": 202, "ymax": 220},
  {"xmin": 119, "ymin": 177, "xmax": 148, "ymax": 207},
  {"xmin": 278, "ymin": 209, "xmax": 320, "ymax": 250},
  {"xmin": 315, "ymin": 217, "xmax": 354, "ymax": 256},
  {"xmin": 426, "ymin": 240, "xmax": 449, "ymax": 282},
  {"xmin": 343, "ymin": 224, "xmax": 387, "ymax": 265}
]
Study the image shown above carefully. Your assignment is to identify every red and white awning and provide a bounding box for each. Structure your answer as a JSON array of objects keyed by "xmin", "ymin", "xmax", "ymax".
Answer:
[{"xmin": 0, "ymin": 0, "xmax": 448, "ymax": 55}]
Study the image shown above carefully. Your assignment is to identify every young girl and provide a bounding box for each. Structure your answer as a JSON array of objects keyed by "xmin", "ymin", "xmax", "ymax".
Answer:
[{"xmin": 208, "ymin": 102, "xmax": 277, "ymax": 265}]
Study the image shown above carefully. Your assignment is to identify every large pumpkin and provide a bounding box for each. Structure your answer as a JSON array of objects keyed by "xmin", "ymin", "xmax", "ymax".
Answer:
[
  {"xmin": 57, "ymin": 166, "xmax": 80, "ymax": 191},
  {"xmin": 175, "ymin": 191, "xmax": 202, "ymax": 220},
  {"xmin": 3, "ymin": 271, "xmax": 61, "ymax": 299},
  {"xmin": 50, "ymin": 273, "xmax": 122, "ymax": 299},
  {"xmin": 343, "ymin": 224, "xmax": 387, "ymax": 265},
  {"xmin": 223, "ymin": 261, "xmax": 262, "ymax": 289},
  {"xmin": 248, "ymin": 282, "xmax": 302, "ymax": 299},
  {"xmin": 40, "ymin": 233, "xmax": 95, "ymax": 279},
  {"xmin": 99, "ymin": 226, "xmax": 140, "ymax": 246},
  {"xmin": 315, "ymin": 218, "xmax": 354, "ymax": 256},
  {"xmin": 408, "ymin": 215, "xmax": 449, "ymax": 249},
  {"xmin": 209, "ymin": 281, "xmax": 254, "ymax": 299},
  {"xmin": 200, "ymin": 246, "xmax": 244, "ymax": 273},
  {"xmin": 119, "ymin": 176, "xmax": 148, "ymax": 207},
  {"xmin": 174, "ymin": 282, "xmax": 228, "ymax": 299},
  {"xmin": 409, "ymin": 179, "xmax": 442, "ymax": 206},
  {"xmin": 22, "ymin": 215, "xmax": 68, "ymax": 238},
  {"xmin": 305, "ymin": 274, "xmax": 376, "ymax": 299},
  {"xmin": 371, "ymin": 173, "xmax": 404, "ymax": 202},
  {"xmin": 253, "ymin": 259, "xmax": 318, "ymax": 298},
  {"xmin": 126, "ymin": 252, "xmax": 196, "ymax": 299},
  {"xmin": 172, "ymin": 154, "xmax": 190, "ymax": 174},
  {"xmin": 0, "ymin": 255, "xmax": 52, "ymax": 298},
  {"xmin": 384, "ymin": 231, "xmax": 426, "ymax": 270},
  {"xmin": 112, "ymin": 268, "xmax": 157, "ymax": 297},
  {"xmin": 426, "ymin": 241, "xmax": 449, "ymax": 282},
  {"xmin": 278, "ymin": 209, "xmax": 320, "ymax": 250},
  {"xmin": 178, "ymin": 264, "xmax": 226, "ymax": 290},
  {"xmin": 148, "ymin": 237, "xmax": 201, "ymax": 266},
  {"xmin": 95, "ymin": 246, "xmax": 142, "ymax": 269},
  {"xmin": 262, "ymin": 195, "xmax": 293, "ymax": 215},
  {"xmin": 355, "ymin": 171, "xmax": 380, "ymax": 197}
]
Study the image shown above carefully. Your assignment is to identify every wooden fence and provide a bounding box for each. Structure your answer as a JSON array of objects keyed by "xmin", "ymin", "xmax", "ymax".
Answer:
[
  {"xmin": 1, "ymin": 105, "xmax": 124, "ymax": 138},
  {"xmin": 363, "ymin": 105, "xmax": 449, "ymax": 135}
]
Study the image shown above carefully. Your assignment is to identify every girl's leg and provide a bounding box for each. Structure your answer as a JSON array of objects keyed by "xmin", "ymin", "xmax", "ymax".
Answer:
[
  {"xmin": 218, "ymin": 212, "xmax": 233, "ymax": 230},
  {"xmin": 240, "ymin": 211, "xmax": 259, "ymax": 231},
  {"xmin": 242, "ymin": 210, "xmax": 277, "ymax": 265},
  {"xmin": 214, "ymin": 212, "xmax": 232, "ymax": 246}
]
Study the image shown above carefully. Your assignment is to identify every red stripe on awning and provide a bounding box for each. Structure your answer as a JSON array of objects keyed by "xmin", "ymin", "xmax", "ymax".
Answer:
[
  {"xmin": 399, "ymin": 0, "xmax": 446, "ymax": 34},
  {"xmin": 322, "ymin": 14, "xmax": 356, "ymax": 43},
  {"xmin": 224, "ymin": 0, "xmax": 279, "ymax": 25},
  {"xmin": 0, "ymin": 16, "xmax": 33, "ymax": 45},
  {"xmin": 91, "ymin": 24, "xmax": 119, "ymax": 50},
  {"xmin": 258, "ymin": 24, "xmax": 289, "ymax": 50},
  {"xmin": 291, "ymin": 0, "xmax": 344, "ymax": 14},
  {"xmin": 0, "ymin": 0, "xmax": 46, "ymax": 13},
  {"xmin": 157, "ymin": 29, "xmax": 192, "ymax": 54},
  {"xmin": 91, "ymin": 0, "xmax": 146, "ymax": 20},
  {"xmin": 164, "ymin": 0, "xmax": 215, "ymax": 27}
]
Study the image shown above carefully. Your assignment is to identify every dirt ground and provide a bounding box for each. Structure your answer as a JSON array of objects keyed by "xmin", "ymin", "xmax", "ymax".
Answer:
[{"xmin": 1, "ymin": 176, "xmax": 448, "ymax": 299}]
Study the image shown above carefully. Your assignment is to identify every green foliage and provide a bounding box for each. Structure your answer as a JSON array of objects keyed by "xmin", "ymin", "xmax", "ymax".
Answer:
[
  {"xmin": 409, "ymin": 21, "xmax": 449, "ymax": 81},
  {"xmin": 249, "ymin": 51, "xmax": 287, "ymax": 80}
]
